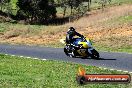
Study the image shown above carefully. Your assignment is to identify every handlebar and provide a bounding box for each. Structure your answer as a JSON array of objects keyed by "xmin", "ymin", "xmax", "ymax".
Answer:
[{"xmin": 82, "ymin": 37, "xmax": 87, "ymax": 42}]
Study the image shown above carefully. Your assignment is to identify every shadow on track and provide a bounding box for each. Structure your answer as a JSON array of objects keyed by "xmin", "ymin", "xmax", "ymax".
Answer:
[
  {"xmin": 97, "ymin": 58, "xmax": 116, "ymax": 60},
  {"xmin": 81, "ymin": 57, "xmax": 116, "ymax": 60}
]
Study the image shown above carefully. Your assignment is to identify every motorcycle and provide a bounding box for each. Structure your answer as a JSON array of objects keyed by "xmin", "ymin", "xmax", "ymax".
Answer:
[{"xmin": 60, "ymin": 37, "xmax": 100, "ymax": 59}]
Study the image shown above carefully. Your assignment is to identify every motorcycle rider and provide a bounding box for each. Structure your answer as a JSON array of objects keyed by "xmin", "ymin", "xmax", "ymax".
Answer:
[
  {"xmin": 66, "ymin": 27, "xmax": 84, "ymax": 45},
  {"xmin": 65, "ymin": 27, "xmax": 84, "ymax": 57}
]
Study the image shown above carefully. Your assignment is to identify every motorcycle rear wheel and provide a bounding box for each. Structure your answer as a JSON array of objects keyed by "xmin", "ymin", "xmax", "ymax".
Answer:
[
  {"xmin": 64, "ymin": 47, "xmax": 76, "ymax": 58},
  {"xmin": 64, "ymin": 47, "xmax": 69, "ymax": 56}
]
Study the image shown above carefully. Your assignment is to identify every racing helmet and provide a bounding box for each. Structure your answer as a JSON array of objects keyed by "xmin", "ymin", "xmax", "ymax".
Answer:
[
  {"xmin": 67, "ymin": 27, "xmax": 76, "ymax": 35},
  {"xmin": 68, "ymin": 27, "xmax": 75, "ymax": 32},
  {"xmin": 68, "ymin": 27, "xmax": 75, "ymax": 31}
]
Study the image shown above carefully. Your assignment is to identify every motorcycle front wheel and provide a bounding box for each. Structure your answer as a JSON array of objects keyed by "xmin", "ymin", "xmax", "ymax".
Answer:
[{"xmin": 90, "ymin": 49, "xmax": 100, "ymax": 59}]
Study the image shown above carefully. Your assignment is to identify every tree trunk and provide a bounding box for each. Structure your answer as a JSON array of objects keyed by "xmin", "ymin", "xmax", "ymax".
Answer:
[
  {"xmin": 70, "ymin": 5, "xmax": 73, "ymax": 15},
  {"xmin": 63, "ymin": 6, "xmax": 66, "ymax": 17},
  {"xmin": 87, "ymin": 1, "xmax": 90, "ymax": 11}
]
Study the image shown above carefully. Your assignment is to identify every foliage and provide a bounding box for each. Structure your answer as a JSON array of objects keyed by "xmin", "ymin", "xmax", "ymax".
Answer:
[
  {"xmin": 16, "ymin": 0, "xmax": 57, "ymax": 23},
  {"xmin": 0, "ymin": 0, "xmax": 131, "ymax": 24},
  {"xmin": 0, "ymin": 0, "xmax": 10, "ymax": 11}
]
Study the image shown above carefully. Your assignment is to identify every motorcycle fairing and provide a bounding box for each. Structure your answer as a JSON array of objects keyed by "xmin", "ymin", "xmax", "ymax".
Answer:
[{"xmin": 77, "ymin": 49, "xmax": 87, "ymax": 56}]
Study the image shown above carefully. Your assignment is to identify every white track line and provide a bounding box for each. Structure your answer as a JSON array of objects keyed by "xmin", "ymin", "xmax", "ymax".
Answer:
[
  {"xmin": 103, "ymin": 68, "xmax": 107, "ymax": 70},
  {"xmin": 26, "ymin": 57, "xmax": 31, "ymax": 59},
  {"xmin": 123, "ymin": 71, "xmax": 129, "ymax": 73},
  {"xmin": 129, "ymin": 72, "xmax": 132, "ymax": 74},
  {"xmin": 110, "ymin": 69, "xmax": 114, "ymax": 71},
  {"xmin": 11, "ymin": 55, "xmax": 15, "ymax": 57},
  {"xmin": 2, "ymin": 54, "xmax": 47, "ymax": 61},
  {"xmin": 42, "ymin": 59, "xmax": 47, "ymax": 60},
  {"xmin": 33, "ymin": 58, "xmax": 39, "ymax": 59},
  {"xmin": 20, "ymin": 56, "xmax": 24, "ymax": 57},
  {"xmin": 117, "ymin": 70, "xmax": 122, "ymax": 72},
  {"xmin": 98, "ymin": 67, "xmax": 132, "ymax": 74}
]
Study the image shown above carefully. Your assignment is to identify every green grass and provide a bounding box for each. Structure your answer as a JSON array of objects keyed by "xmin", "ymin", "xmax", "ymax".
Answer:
[
  {"xmin": 0, "ymin": 23, "xmax": 10, "ymax": 32},
  {"xmin": 0, "ymin": 22, "xmax": 59, "ymax": 32},
  {"xmin": 0, "ymin": 22, "xmax": 50, "ymax": 35},
  {"xmin": 86, "ymin": 0, "xmax": 132, "ymax": 10},
  {"xmin": 117, "ymin": 15, "xmax": 132, "ymax": 23},
  {"xmin": 104, "ymin": 15, "xmax": 132, "ymax": 26},
  {"xmin": 110, "ymin": 0, "xmax": 132, "ymax": 4},
  {"xmin": 0, "ymin": 54, "xmax": 132, "ymax": 88},
  {"xmin": 94, "ymin": 44, "xmax": 132, "ymax": 54},
  {"xmin": 0, "ymin": 25, "xmax": 6, "ymax": 33}
]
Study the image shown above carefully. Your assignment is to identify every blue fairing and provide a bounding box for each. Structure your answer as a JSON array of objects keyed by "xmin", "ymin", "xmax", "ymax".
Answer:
[{"xmin": 73, "ymin": 38, "xmax": 82, "ymax": 46}]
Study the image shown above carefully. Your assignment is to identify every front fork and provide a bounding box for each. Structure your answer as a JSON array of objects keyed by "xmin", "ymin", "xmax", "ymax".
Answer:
[{"xmin": 88, "ymin": 47, "xmax": 94, "ymax": 55}]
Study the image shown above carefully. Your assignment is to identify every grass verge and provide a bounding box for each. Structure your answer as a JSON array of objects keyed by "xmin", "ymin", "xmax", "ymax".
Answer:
[
  {"xmin": 94, "ymin": 44, "xmax": 132, "ymax": 54},
  {"xmin": 0, "ymin": 54, "xmax": 131, "ymax": 88}
]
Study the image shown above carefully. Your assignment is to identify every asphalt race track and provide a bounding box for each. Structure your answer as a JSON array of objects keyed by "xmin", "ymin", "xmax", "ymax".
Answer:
[{"xmin": 0, "ymin": 44, "xmax": 132, "ymax": 72}]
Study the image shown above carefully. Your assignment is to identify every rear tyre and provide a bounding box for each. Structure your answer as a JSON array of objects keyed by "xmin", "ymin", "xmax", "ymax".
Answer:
[
  {"xmin": 64, "ymin": 47, "xmax": 76, "ymax": 58},
  {"xmin": 64, "ymin": 48, "xmax": 69, "ymax": 56}
]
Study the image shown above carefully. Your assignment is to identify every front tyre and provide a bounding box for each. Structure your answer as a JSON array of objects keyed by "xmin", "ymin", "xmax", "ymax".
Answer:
[{"xmin": 91, "ymin": 49, "xmax": 100, "ymax": 59}]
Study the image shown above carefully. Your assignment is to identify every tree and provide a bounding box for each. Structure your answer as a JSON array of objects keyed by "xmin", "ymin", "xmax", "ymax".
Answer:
[
  {"xmin": 17, "ymin": 0, "xmax": 57, "ymax": 23},
  {"xmin": 0, "ymin": 0, "xmax": 10, "ymax": 11},
  {"xmin": 87, "ymin": 0, "xmax": 92, "ymax": 11},
  {"xmin": 56, "ymin": 0, "xmax": 68, "ymax": 17},
  {"xmin": 98, "ymin": 0, "xmax": 111, "ymax": 11},
  {"xmin": 68, "ymin": 0, "xmax": 82, "ymax": 15}
]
